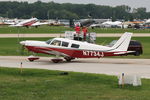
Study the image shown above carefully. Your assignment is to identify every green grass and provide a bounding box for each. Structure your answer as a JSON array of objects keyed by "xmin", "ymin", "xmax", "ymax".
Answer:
[
  {"xmin": 0, "ymin": 37, "xmax": 149, "ymax": 58},
  {"xmin": 0, "ymin": 25, "xmax": 73, "ymax": 34},
  {"xmin": 1, "ymin": 25, "xmax": 150, "ymax": 33},
  {"xmin": 0, "ymin": 67, "xmax": 150, "ymax": 100},
  {"xmin": 0, "ymin": 37, "xmax": 52, "ymax": 56}
]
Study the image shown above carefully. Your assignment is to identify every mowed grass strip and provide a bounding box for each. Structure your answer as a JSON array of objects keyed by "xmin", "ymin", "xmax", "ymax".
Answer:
[
  {"xmin": 0, "ymin": 67, "xmax": 150, "ymax": 100},
  {"xmin": 0, "ymin": 37, "xmax": 51, "ymax": 56},
  {"xmin": 0, "ymin": 25, "xmax": 73, "ymax": 34},
  {"xmin": 0, "ymin": 37, "xmax": 149, "ymax": 58},
  {"xmin": 1, "ymin": 25, "xmax": 150, "ymax": 33}
]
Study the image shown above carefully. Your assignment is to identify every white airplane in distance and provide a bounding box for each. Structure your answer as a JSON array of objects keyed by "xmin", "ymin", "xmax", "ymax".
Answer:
[
  {"xmin": 4, "ymin": 19, "xmax": 17, "ymax": 25},
  {"xmin": 20, "ymin": 32, "xmax": 133, "ymax": 63},
  {"xmin": 145, "ymin": 19, "xmax": 150, "ymax": 24},
  {"xmin": 10, "ymin": 17, "xmax": 39, "ymax": 28}
]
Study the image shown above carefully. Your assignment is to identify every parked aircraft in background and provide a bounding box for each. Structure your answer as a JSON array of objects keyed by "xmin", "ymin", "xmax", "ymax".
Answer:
[
  {"xmin": 102, "ymin": 21, "xmax": 123, "ymax": 28},
  {"xmin": 90, "ymin": 20, "xmax": 123, "ymax": 28},
  {"xmin": 80, "ymin": 19, "xmax": 95, "ymax": 27},
  {"xmin": 145, "ymin": 19, "xmax": 150, "ymax": 24},
  {"xmin": 9, "ymin": 17, "xmax": 48, "ymax": 28},
  {"xmin": 10, "ymin": 17, "xmax": 38, "ymax": 27},
  {"xmin": 20, "ymin": 32, "xmax": 133, "ymax": 63},
  {"xmin": 3, "ymin": 19, "xmax": 15, "ymax": 25}
]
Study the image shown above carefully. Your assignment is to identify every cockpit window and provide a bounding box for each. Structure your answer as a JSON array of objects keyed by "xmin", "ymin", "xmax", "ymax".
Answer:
[
  {"xmin": 71, "ymin": 44, "xmax": 80, "ymax": 48},
  {"xmin": 62, "ymin": 41, "xmax": 69, "ymax": 47},
  {"xmin": 51, "ymin": 40, "xmax": 61, "ymax": 46},
  {"xmin": 46, "ymin": 39, "xmax": 52, "ymax": 44}
]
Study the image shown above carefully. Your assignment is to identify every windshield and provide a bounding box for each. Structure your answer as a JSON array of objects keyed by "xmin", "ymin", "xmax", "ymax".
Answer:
[
  {"xmin": 46, "ymin": 39, "xmax": 52, "ymax": 44},
  {"xmin": 50, "ymin": 40, "xmax": 61, "ymax": 46}
]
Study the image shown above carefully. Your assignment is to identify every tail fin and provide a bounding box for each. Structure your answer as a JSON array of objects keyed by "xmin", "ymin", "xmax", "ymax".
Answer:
[{"xmin": 111, "ymin": 32, "xmax": 133, "ymax": 51}]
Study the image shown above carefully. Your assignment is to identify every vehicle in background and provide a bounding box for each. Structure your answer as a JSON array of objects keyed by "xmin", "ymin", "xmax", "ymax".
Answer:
[{"xmin": 107, "ymin": 40, "xmax": 143, "ymax": 56}]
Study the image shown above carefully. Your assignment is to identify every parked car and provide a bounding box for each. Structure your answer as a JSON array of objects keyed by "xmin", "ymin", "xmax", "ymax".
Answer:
[{"xmin": 107, "ymin": 40, "xmax": 143, "ymax": 56}]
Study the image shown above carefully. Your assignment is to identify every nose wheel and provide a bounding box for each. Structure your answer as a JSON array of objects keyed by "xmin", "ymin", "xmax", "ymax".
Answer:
[{"xmin": 28, "ymin": 55, "xmax": 40, "ymax": 62}]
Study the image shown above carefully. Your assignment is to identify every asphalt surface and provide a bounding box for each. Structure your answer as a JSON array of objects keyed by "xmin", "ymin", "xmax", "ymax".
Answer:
[
  {"xmin": 0, "ymin": 33, "xmax": 150, "ymax": 38},
  {"xmin": 0, "ymin": 56, "xmax": 150, "ymax": 79}
]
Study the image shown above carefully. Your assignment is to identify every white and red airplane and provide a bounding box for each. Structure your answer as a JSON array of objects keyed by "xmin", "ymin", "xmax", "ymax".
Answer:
[
  {"xmin": 10, "ymin": 18, "xmax": 38, "ymax": 28},
  {"xmin": 20, "ymin": 32, "xmax": 133, "ymax": 63}
]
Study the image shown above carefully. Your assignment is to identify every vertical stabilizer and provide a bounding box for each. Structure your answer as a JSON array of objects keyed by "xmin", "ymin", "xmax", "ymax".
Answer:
[{"xmin": 111, "ymin": 32, "xmax": 133, "ymax": 51}]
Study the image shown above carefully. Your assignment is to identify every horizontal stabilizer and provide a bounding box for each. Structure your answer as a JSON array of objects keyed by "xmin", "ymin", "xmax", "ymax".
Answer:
[{"xmin": 114, "ymin": 51, "xmax": 135, "ymax": 55}]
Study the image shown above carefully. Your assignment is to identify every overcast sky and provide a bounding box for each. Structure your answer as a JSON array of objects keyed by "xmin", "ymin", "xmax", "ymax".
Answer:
[{"xmin": 1, "ymin": 0, "xmax": 150, "ymax": 11}]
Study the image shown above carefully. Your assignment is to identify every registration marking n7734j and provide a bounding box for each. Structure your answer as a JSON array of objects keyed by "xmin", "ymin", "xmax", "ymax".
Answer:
[{"xmin": 83, "ymin": 51, "xmax": 104, "ymax": 57}]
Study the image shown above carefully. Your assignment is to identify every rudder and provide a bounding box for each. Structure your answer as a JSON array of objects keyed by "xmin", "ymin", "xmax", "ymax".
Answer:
[{"xmin": 111, "ymin": 32, "xmax": 133, "ymax": 51}]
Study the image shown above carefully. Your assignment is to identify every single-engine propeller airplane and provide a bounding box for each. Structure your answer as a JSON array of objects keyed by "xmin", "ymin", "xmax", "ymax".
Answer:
[
  {"xmin": 20, "ymin": 32, "xmax": 133, "ymax": 63},
  {"xmin": 10, "ymin": 18, "xmax": 38, "ymax": 28},
  {"xmin": 10, "ymin": 17, "xmax": 48, "ymax": 28}
]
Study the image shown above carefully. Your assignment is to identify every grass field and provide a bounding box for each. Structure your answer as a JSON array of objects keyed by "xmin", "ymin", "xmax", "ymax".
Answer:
[
  {"xmin": 0, "ymin": 67, "xmax": 150, "ymax": 100},
  {"xmin": 0, "ymin": 25, "xmax": 73, "ymax": 34},
  {"xmin": 1, "ymin": 25, "xmax": 150, "ymax": 33},
  {"xmin": 0, "ymin": 37, "xmax": 149, "ymax": 58}
]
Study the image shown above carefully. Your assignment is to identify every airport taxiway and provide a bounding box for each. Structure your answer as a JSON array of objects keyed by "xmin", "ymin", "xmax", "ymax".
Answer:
[{"xmin": 0, "ymin": 56, "xmax": 150, "ymax": 78}]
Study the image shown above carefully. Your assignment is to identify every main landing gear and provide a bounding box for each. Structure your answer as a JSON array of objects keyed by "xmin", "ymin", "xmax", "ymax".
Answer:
[
  {"xmin": 27, "ymin": 55, "xmax": 74, "ymax": 63},
  {"xmin": 51, "ymin": 56, "xmax": 75, "ymax": 63},
  {"xmin": 64, "ymin": 56, "xmax": 75, "ymax": 62}
]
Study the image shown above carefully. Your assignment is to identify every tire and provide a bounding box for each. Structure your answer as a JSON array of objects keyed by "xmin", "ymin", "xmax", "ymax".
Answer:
[
  {"xmin": 134, "ymin": 51, "xmax": 140, "ymax": 56},
  {"xmin": 29, "ymin": 59, "xmax": 34, "ymax": 62},
  {"xmin": 64, "ymin": 57, "xmax": 75, "ymax": 62},
  {"xmin": 51, "ymin": 59, "xmax": 63, "ymax": 63}
]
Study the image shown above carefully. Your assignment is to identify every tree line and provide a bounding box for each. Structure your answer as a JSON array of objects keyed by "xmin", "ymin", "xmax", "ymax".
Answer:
[{"xmin": 0, "ymin": 1, "xmax": 150, "ymax": 21}]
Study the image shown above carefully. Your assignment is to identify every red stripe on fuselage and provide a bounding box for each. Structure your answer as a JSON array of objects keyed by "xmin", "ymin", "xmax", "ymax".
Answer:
[
  {"xmin": 23, "ymin": 20, "xmax": 37, "ymax": 26},
  {"xmin": 25, "ymin": 46, "xmax": 121, "ymax": 58}
]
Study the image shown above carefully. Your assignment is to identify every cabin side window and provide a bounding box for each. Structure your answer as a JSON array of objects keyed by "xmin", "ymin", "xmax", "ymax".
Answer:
[
  {"xmin": 62, "ymin": 41, "xmax": 69, "ymax": 47},
  {"xmin": 71, "ymin": 43, "xmax": 80, "ymax": 48},
  {"xmin": 50, "ymin": 40, "xmax": 61, "ymax": 46}
]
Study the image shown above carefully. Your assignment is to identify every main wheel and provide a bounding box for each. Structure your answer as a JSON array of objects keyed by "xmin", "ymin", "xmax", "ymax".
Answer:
[
  {"xmin": 134, "ymin": 51, "xmax": 140, "ymax": 56},
  {"xmin": 51, "ymin": 59, "xmax": 63, "ymax": 63},
  {"xmin": 64, "ymin": 57, "xmax": 75, "ymax": 62}
]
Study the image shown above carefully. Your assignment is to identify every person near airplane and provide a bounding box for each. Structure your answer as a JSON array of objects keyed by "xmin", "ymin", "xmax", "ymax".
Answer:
[
  {"xmin": 82, "ymin": 26, "xmax": 88, "ymax": 41},
  {"xmin": 74, "ymin": 24, "xmax": 81, "ymax": 40}
]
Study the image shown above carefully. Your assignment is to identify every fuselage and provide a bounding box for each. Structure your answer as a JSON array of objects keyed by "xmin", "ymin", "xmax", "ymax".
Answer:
[
  {"xmin": 11, "ymin": 18, "xmax": 38, "ymax": 27},
  {"xmin": 20, "ymin": 38, "xmax": 125, "ymax": 58}
]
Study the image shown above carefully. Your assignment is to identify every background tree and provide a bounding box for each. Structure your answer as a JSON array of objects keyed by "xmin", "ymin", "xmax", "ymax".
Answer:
[{"xmin": 0, "ymin": 1, "xmax": 150, "ymax": 20}]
